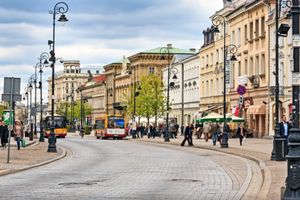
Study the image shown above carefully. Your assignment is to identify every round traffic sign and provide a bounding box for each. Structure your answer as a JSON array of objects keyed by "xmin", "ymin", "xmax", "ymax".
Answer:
[{"xmin": 237, "ymin": 85, "xmax": 246, "ymax": 95}]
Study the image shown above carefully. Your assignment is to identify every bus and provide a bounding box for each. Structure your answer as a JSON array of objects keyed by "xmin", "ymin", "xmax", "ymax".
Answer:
[
  {"xmin": 44, "ymin": 116, "xmax": 68, "ymax": 138},
  {"xmin": 94, "ymin": 114, "xmax": 125, "ymax": 139}
]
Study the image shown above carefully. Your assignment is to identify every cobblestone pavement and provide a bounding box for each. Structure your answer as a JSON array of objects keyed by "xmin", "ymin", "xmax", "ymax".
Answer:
[
  {"xmin": 0, "ymin": 141, "xmax": 63, "ymax": 174},
  {"xmin": 0, "ymin": 137, "xmax": 253, "ymax": 200},
  {"xmin": 134, "ymin": 135, "xmax": 287, "ymax": 200}
]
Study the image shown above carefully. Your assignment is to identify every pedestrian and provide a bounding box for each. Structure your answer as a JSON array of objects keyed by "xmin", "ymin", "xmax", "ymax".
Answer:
[
  {"xmin": 180, "ymin": 125, "xmax": 184, "ymax": 136},
  {"xmin": 236, "ymin": 123, "xmax": 246, "ymax": 146},
  {"xmin": 196, "ymin": 123, "xmax": 203, "ymax": 139},
  {"xmin": 181, "ymin": 124, "xmax": 192, "ymax": 146},
  {"xmin": 211, "ymin": 123, "xmax": 220, "ymax": 146},
  {"xmin": 202, "ymin": 122, "xmax": 211, "ymax": 142},
  {"xmin": 279, "ymin": 114, "xmax": 292, "ymax": 138},
  {"xmin": 0, "ymin": 120, "xmax": 9, "ymax": 149},
  {"xmin": 188, "ymin": 123, "xmax": 194, "ymax": 146},
  {"xmin": 14, "ymin": 120, "xmax": 23, "ymax": 150},
  {"xmin": 140, "ymin": 124, "xmax": 145, "ymax": 138}
]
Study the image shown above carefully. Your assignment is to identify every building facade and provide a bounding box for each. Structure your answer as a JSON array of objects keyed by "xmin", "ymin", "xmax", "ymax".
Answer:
[
  {"xmin": 163, "ymin": 53, "xmax": 200, "ymax": 127},
  {"xmin": 200, "ymin": 0, "xmax": 270, "ymax": 137},
  {"xmin": 47, "ymin": 60, "xmax": 89, "ymax": 115}
]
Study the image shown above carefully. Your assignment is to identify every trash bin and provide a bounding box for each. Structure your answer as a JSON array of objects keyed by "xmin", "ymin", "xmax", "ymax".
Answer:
[{"xmin": 275, "ymin": 137, "xmax": 287, "ymax": 161}]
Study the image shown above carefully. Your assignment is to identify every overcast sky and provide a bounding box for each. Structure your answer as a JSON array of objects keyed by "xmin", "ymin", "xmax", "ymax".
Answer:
[{"xmin": 0, "ymin": 0, "xmax": 223, "ymax": 102}]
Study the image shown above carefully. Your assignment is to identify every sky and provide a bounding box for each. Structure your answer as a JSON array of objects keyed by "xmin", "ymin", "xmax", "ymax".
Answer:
[{"xmin": 0, "ymin": 0, "xmax": 223, "ymax": 102}]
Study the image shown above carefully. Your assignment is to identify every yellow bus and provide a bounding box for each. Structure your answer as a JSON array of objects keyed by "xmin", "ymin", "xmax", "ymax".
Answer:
[
  {"xmin": 44, "ymin": 116, "xmax": 68, "ymax": 138},
  {"xmin": 94, "ymin": 114, "xmax": 125, "ymax": 139}
]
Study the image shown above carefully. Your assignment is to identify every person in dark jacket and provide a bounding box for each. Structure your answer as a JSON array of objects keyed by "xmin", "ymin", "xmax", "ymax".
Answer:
[
  {"xmin": 0, "ymin": 120, "xmax": 9, "ymax": 149},
  {"xmin": 236, "ymin": 123, "xmax": 246, "ymax": 146},
  {"xmin": 279, "ymin": 115, "xmax": 292, "ymax": 138},
  {"xmin": 181, "ymin": 124, "xmax": 193, "ymax": 146}
]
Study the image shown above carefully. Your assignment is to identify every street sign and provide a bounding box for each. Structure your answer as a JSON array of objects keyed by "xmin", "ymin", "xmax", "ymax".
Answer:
[
  {"xmin": 225, "ymin": 61, "xmax": 231, "ymax": 85},
  {"xmin": 292, "ymin": 72, "xmax": 300, "ymax": 85},
  {"xmin": 237, "ymin": 75, "xmax": 248, "ymax": 85},
  {"xmin": 3, "ymin": 110, "xmax": 14, "ymax": 125},
  {"xmin": 237, "ymin": 85, "xmax": 246, "ymax": 95},
  {"xmin": 292, "ymin": 35, "xmax": 300, "ymax": 47},
  {"xmin": 2, "ymin": 77, "xmax": 22, "ymax": 102}
]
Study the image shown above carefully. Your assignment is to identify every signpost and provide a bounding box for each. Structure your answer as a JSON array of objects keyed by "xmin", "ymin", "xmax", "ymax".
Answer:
[{"xmin": 1, "ymin": 77, "xmax": 21, "ymax": 163}]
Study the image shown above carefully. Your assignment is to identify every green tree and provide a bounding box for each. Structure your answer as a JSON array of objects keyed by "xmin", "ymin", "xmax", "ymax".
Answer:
[
  {"xmin": 123, "ymin": 74, "xmax": 166, "ymax": 125},
  {"xmin": 73, "ymin": 100, "xmax": 92, "ymax": 125}
]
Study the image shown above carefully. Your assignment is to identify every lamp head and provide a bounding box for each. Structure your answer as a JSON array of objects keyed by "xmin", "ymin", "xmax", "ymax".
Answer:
[
  {"xmin": 169, "ymin": 82, "xmax": 175, "ymax": 87},
  {"xmin": 172, "ymin": 74, "xmax": 178, "ymax": 79},
  {"xmin": 212, "ymin": 26, "xmax": 220, "ymax": 33},
  {"xmin": 230, "ymin": 55, "xmax": 237, "ymax": 61},
  {"xmin": 278, "ymin": 23, "xmax": 290, "ymax": 37},
  {"xmin": 43, "ymin": 59, "xmax": 49, "ymax": 65},
  {"xmin": 58, "ymin": 14, "xmax": 68, "ymax": 22},
  {"xmin": 28, "ymin": 83, "xmax": 33, "ymax": 89}
]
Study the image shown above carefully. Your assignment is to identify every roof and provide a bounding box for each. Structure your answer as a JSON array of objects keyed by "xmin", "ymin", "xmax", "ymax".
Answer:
[
  {"xmin": 93, "ymin": 74, "xmax": 106, "ymax": 83},
  {"xmin": 142, "ymin": 47, "xmax": 195, "ymax": 54},
  {"xmin": 112, "ymin": 58, "xmax": 130, "ymax": 64}
]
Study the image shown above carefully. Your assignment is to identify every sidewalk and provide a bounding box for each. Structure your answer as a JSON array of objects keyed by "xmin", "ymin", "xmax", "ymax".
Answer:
[
  {"xmin": 134, "ymin": 135, "xmax": 286, "ymax": 200},
  {"xmin": 0, "ymin": 140, "xmax": 66, "ymax": 176}
]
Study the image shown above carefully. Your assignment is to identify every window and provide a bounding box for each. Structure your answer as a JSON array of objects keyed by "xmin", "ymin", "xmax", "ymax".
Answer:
[
  {"xmin": 238, "ymin": 61, "xmax": 241, "ymax": 76},
  {"xmin": 255, "ymin": 19, "xmax": 259, "ymax": 38},
  {"xmin": 237, "ymin": 28, "xmax": 241, "ymax": 46},
  {"xmin": 244, "ymin": 59, "xmax": 248, "ymax": 75},
  {"xmin": 231, "ymin": 30, "xmax": 235, "ymax": 44},
  {"xmin": 261, "ymin": 54, "xmax": 265, "ymax": 75},
  {"xmin": 216, "ymin": 49, "xmax": 219, "ymax": 63},
  {"xmin": 255, "ymin": 55, "xmax": 259, "ymax": 75},
  {"xmin": 261, "ymin": 17, "xmax": 265, "ymax": 37},
  {"xmin": 206, "ymin": 55, "xmax": 209, "ymax": 66},
  {"xmin": 244, "ymin": 24, "xmax": 248, "ymax": 44},
  {"xmin": 250, "ymin": 57, "xmax": 253, "ymax": 76},
  {"xmin": 216, "ymin": 78, "xmax": 219, "ymax": 95},
  {"xmin": 210, "ymin": 53, "xmax": 214, "ymax": 66},
  {"xmin": 250, "ymin": 22, "xmax": 253, "ymax": 40},
  {"xmin": 149, "ymin": 66, "xmax": 155, "ymax": 74}
]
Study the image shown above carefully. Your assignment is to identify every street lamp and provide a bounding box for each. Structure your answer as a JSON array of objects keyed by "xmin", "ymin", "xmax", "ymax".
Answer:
[
  {"xmin": 76, "ymin": 86, "xmax": 85, "ymax": 137},
  {"xmin": 160, "ymin": 45, "xmax": 178, "ymax": 142},
  {"xmin": 270, "ymin": 0, "xmax": 291, "ymax": 161},
  {"xmin": 212, "ymin": 14, "xmax": 238, "ymax": 148},
  {"xmin": 283, "ymin": 0, "xmax": 300, "ymax": 198},
  {"xmin": 48, "ymin": 2, "xmax": 69, "ymax": 153},
  {"xmin": 27, "ymin": 75, "xmax": 34, "ymax": 141},
  {"xmin": 36, "ymin": 52, "xmax": 49, "ymax": 142}
]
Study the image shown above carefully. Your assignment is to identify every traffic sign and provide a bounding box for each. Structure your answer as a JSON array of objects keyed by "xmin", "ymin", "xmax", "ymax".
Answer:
[{"xmin": 237, "ymin": 85, "xmax": 246, "ymax": 95}]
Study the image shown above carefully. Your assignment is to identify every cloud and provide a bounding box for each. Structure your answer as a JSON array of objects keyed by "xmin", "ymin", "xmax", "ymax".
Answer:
[{"xmin": 0, "ymin": 0, "xmax": 223, "ymax": 101}]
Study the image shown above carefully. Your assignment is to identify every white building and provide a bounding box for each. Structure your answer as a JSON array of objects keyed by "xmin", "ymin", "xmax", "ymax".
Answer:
[{"xmin": 162, "ymin": 53, "xmax": 200, "ymax": 127}]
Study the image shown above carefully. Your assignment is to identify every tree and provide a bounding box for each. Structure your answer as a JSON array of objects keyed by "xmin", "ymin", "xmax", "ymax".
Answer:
[
  {"xmin": 73, "ymin": 100, "xmax": 92, "ymax": 125},
  {"xmin": 123, "ymin": 74, "xmax": 166, "ymax": 125}
]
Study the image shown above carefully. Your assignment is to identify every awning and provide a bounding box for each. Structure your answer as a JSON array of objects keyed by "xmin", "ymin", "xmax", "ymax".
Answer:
[{"xmin": 247, "ymin": 104, "xmax": 266, "ymax": 115}]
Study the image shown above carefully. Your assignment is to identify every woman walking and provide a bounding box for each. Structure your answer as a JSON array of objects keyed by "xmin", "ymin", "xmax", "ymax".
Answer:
[
  {"xmin": 0, "ymin": 120, "xmax": 8, "ymax": 149},
  {"xmin": 14, "ymin": 120, "xmax": 23, "ymax": 150}
]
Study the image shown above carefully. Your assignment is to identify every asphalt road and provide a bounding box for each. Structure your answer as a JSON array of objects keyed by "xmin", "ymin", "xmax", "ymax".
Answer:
[{"xmin": 0, "ymin": 137, "xmax": 251, "ymax": 200}]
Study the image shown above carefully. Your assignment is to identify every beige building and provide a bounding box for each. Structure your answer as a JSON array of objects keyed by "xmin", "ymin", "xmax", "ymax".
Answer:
[
  {"xmin": 80, "ymin": 74, "xmax": 106, "ymax": 125},
  {"xmin": 103, "ymin": 45, "xmax": 195, "ymax": 124},
  {"xmin": 47, "ymin": 60, "xmax": 89, "ymax": 115},
  {"xmin": 267, "ymin": 3, "xmax": 292, "ymax": 135},
  {"xmin": 200, "ymin": 0, "xmax": 270, "ymax": 137}
]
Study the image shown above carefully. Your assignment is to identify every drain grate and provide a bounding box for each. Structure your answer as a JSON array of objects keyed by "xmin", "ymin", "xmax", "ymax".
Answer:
[{"xmin": 171, "ymin": 178, "xmax": 202, "ymax": 183}]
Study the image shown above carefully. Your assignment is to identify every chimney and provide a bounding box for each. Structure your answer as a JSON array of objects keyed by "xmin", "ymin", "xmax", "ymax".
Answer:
[
  {"xmin": 189, "ymin": 48, "xmax": 196, "ymax": 52},
  {"xmin": 167, "ymin": 44, "xmax": 172, "ymax": 48}
]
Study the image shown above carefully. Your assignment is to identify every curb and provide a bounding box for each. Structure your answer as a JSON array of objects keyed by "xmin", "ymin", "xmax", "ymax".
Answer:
[
  {"xmin": 133, "ymin": 139, "xmax": 271, "ymax": 200},
  {"xmin": 0, "ymin": 144, "xmax": 68, "ymax": 177}
]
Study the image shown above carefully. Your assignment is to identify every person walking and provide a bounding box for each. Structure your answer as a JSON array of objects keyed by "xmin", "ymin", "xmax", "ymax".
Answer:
[
  {"xmin": 196, "ymin": 123, "xmax": 203, "ymax": 139},
  {"xmin": 236, "ymin": 123, "xmax": 246, "ymax": 146},
  {"xmin": 0, "ymin": 120, "xmax": 9, "ymax": 149},
  {"xmin": 211, "ymin": 123, "xmax": 220, "ymax": 146},
  {"xmin": 188, "ymin": 123, "xmax": 194, "ymax": 146},
  {"xmin": 14, "ymin": 120, "xmax": 23, "ymax": 150},
  {"xmin": 202, "ymin": 122, "xmax": 211, "ymax": 142},
  {"xmin": 181, "ymin": 124, "xmax": 192, "ymax": 146}
]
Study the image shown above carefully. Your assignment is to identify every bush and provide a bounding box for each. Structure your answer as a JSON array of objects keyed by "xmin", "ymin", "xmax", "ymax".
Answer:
[{"xmin": 84, "ymin": 125, "xmax": 91, "ymax": 135}]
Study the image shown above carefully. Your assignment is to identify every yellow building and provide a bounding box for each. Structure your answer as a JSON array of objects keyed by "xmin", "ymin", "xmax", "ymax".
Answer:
[{"xmin": 200, "ymin": 0, "xmax": 270, "ymax": 137}]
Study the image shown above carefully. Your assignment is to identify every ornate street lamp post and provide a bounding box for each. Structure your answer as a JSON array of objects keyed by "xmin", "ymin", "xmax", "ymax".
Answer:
[
  {"xmin": 36, "ymin": 52, "xmax": 49, "ymax": 142},
  {"xmin": 160, "ymin": 45, "xmax": 178, "ymax": 142},
  {"xmin": 48, "ymin": 2, "xmax": 69, "ymax": 152},
  {"xmin": 27, "ymin": 75, "xmax": 34, "ymax": 141},
  {"xmin": 212, "ymin": 15, "xmax": 237, "ymax": 148}
]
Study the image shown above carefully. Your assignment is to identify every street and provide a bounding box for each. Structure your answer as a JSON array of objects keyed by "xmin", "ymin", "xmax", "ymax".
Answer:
[{"xmin": 0, "ymin": 137, "xmax": 255, "ymax": 200}]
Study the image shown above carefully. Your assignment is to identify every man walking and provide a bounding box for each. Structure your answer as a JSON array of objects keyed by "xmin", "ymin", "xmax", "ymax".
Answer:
[{"xmin": 280, "ymin": 114, "xmax": 292, "ymax": 138}]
